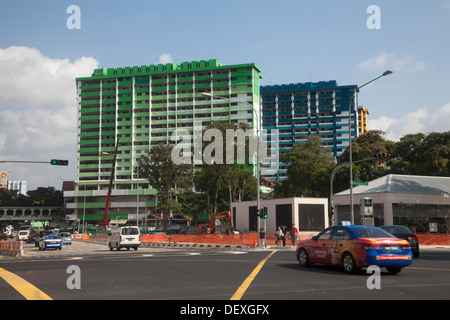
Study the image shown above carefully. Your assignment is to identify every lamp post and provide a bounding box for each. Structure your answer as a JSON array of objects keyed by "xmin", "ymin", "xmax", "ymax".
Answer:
[
  {"xmin": 348, "ymin": 70, "xmax": 393, "ymax": 224},
  {"xmin": 201, "ymin": 92, "xmax": 262, "ymax": 239}
]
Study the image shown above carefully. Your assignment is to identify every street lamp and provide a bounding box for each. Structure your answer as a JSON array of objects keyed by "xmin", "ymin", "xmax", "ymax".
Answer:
[
  {"xmin": 201, "ymin": 92, "xmax": 262, "ymax": 239},
  {"xmin": 348, "ymin": 70, "xmax": 393, "ymax": 225}
]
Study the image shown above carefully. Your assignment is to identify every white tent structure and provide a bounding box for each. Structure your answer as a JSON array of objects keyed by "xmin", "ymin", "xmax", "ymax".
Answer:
[{"xmin": 333, "ymin": 174, "xmax": 450, "ymax": 230}]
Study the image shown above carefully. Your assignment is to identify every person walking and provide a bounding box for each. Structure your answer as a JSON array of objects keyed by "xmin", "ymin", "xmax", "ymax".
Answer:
[
  {"xmin": 276, "ymin": 226, "xmax": 282, "ymax": 247},
  {"xmin": 281, "ymin": 226, "xmax": 286, "ymax": 247},
  {"xmin": 290, "ymin": 224, "xmax": 299, "ymax": 246},
  {"xmin": 259, "ymin": 228, "xmax": 266, "ymax": 249}
]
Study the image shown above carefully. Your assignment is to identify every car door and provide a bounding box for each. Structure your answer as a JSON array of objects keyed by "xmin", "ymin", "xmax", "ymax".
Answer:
[
  {"xmin": 308, "ymin": 228, "xmax": 334, "ymax": 264},
  {"xmin": 329, "ymin": 227, "xmax": 351, "ymax": 265}
]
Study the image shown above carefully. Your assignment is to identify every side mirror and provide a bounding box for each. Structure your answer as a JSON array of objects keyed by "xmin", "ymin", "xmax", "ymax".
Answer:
[{"xmin": 312, "ymin": 236, "xmax": 318, "ymax": 241}]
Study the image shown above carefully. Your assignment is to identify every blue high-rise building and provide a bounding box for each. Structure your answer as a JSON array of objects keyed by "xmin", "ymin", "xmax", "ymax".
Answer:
[{"xmin": 260, "ymin": 80, "xmax": 358, "ymax": 181}]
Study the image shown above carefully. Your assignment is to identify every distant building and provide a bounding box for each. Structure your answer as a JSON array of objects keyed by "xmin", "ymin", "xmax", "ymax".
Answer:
[
  {"xmin": 260, "ymin": 80, "xmax": 358, "ymax": 181},
  {"xmin": 64, "ymin": 59, "xmax": 262, "ymax": 226},
  {"xmin": 7, "ymin": 180, "xmax": 27, "ymax": 195},
  {"xmin": 358, "ymin": 106, "xmax": 370, "ymax": 134}
]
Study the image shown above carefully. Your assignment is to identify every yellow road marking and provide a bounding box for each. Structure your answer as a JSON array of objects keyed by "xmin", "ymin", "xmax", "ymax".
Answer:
[
  {"xmin": 407, "ymin": 266, "xmax": 450, "ymax": 272},
  {"xmin": 230, "ymin": 250, "xmax": 277, "ymax": 300},
  {"xmin": 0, "ymin": 268, "xmax": 52, "ymax": 300}
]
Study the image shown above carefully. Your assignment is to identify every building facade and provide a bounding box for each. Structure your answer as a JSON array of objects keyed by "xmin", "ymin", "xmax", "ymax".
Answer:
[
  {"xmin": 358, "ymin": 105, "xmax": 370, "ymax": 134},
  {"xmin": 260, "ymin": 81, "xmax": 358, "ymax": 181},
  {"xmin": 231, "ymin": 197, "xmax": 328, "ymax": 234},
  {"xmin": 64, "ymin": 59, "xmax": 262, "ymax": 226},
  {"xmin": 333, "ymin": 174, "xmax": 450, "ymax": 232}
]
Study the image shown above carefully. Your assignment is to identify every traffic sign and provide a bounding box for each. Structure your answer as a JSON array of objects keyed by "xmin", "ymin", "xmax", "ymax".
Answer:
[{"xmin": 353, "ymin": 181, "xmax": 368, "ymax": 186}]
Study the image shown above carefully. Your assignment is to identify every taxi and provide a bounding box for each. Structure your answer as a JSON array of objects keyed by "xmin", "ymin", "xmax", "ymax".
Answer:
[
  {"xmin": 39, "ymin": 234, "xmax": 62, "ymax": 250},
  {"xmin": 296, "ymin": 225, "xmax": 413, "ymax": 274}
]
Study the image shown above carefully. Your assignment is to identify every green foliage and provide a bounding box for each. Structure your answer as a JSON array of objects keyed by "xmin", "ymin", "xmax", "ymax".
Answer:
[
  {"xmin": 391, "ymin": 131, "xmax": 450, "ymax": 176},
  {"xmin": 274, "ymin": 136, "xmax": 335, "ymax": 197},
  {"xmin": 137, "ymin": 143, "xmax": 192, "ymax": 230},
  {"xmin": 0, "ymin": 187, "xmax": 63, "ymax": 207},
  {"xmin": 193, "ymin": 121, "xmax": 257, "ymax": 214}
]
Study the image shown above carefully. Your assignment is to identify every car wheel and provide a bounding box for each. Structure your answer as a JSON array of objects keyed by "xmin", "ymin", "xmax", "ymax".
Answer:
[
  {"xmin": 297, "ymin": 249, "xmax": 311, "ymax": 267},
  {"xmin": 134, "ymin": 247, "xmax": 138, "ymax": 251},
  {"xmin": 386, "ymin": 267, "xmax": 402, "ymax": 274},
  {"xmin": 342, "ymin": 252, "xmax": 358, "ymax": 273}
]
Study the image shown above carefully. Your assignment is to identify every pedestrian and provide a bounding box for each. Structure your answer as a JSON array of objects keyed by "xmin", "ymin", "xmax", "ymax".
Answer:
[
  {"xmin": 281, "ymin": 227, "xmax": 286, "ymax": 247},
  {"xmin": 259, "ymin": 228, "xmax": 266, "ymax": 249},
  {"xmin": 276, "ymin": 226, "xmax": 282, "ymax": 247},
  {"xmin": 290, "ymin": 224, "xmax": 299, "ymax": 246}
]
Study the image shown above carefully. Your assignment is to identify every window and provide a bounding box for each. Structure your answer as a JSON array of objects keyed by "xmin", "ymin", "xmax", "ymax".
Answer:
[
  {"xmin": 331, "ymin": 228, "xmax": 350, "ymax": 240},
  {"xmin": 317, "ymin": 228, "xmax": 333, "ymax": 240}
]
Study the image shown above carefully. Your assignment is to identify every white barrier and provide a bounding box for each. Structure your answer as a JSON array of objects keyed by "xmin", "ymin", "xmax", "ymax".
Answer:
[{"xmin": 0, "ymin": 240, "xmax": 23, "ymax": 257}]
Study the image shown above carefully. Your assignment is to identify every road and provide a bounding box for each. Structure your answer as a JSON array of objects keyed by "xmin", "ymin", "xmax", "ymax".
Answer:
[{"xmin": 1, "ymin": 240, "xmax": 450, "ymax": 305}]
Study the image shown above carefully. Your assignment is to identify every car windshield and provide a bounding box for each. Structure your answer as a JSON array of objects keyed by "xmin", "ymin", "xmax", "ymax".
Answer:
[
  {"xmin": 381, "ymin": 225, "xmax": 412, "ymax": 234},
  {"xmin": 60, "ymin": 232, "xmax": 70, "ymax": 237},
  {"xmin": 353, "ymin": 227, "xmax": 395, "ymax": 238},
  {"xmin": 19, "ymin": 231, "xmax": 28, "ymax": 235},
  {"xmin": 121, "ymin": 228, "xmax": 139, "ymax": 235}
]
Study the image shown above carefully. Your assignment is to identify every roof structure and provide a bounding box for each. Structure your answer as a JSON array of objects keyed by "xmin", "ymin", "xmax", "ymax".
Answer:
[{"xmin": 336, "ymin": 174, "xmax": 450, "ymax": 196}]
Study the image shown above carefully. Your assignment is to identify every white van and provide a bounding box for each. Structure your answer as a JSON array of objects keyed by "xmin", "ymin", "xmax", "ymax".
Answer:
[
  {"xmin": 17, "ymin": 230, "xmax": 30, "ymax": 241},
  {"xmin": 108, "ymin": 226, "xmax": 140, "ymax": 251}
]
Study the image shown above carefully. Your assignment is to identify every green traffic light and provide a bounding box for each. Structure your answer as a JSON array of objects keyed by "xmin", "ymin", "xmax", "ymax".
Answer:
[{"xmin": 50, "ymin": 159, "xmax": 69, "ymax": 166}]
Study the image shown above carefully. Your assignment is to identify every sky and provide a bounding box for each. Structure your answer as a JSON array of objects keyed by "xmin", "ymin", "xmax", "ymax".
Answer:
[{"xmin": 0, "ymin": 0, "xmax": 449, "ymax": 191}]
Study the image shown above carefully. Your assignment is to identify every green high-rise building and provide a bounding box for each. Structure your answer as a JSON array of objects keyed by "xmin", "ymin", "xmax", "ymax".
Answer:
[{"xmin": 64, "ymin": 59, "xmax": 262, "ymax": 226}]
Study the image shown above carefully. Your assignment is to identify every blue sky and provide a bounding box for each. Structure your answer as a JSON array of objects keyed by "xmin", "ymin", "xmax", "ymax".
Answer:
[{"xmin": 0, "ymin": 0, "xmax": 449, "ymax": 190}]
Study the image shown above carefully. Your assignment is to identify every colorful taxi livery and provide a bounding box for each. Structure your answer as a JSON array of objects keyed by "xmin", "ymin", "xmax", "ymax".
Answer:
[{"xmin": 296, "ymin": 226, "xmax": 413, "ymax": 274}]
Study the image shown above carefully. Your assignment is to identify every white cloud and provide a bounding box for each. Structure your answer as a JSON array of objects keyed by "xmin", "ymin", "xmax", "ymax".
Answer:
[
  {"xmin": 369, "ymin": 103, "xmax": 450, "ymax": 141},
  {"xmin": 357, "ymin": 52, "xmax": 394, "ymax": 72},
  {"xmin": 155, "ymin": 53, "xmax": 174, "ymax": 65},
  {"xmin": 0, "ymin": 46, "xmax": 99, "ymax": 190},
  {"xmin": 357, "ymin": 52, "xmax": 428, "ymax": 73}
]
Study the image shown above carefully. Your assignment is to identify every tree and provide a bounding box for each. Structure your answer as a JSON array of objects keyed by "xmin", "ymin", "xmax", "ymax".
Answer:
[
  {"xmin": 137, "ymin": 143, "xmax": 192, "ymax": 231},
  {"xmin": 194, "ymin": 121, "xmax": 257, "ymax": 214},
  {"xmin": 391, "ymin": 131, "xmax": 450, "ymax": 176},
  {"xmin": 274, "ymin": 136, "xmax": 335, "ymax": 197},
  {"xmin": 27, "ymin": 187, "xmax": 64, "ymax": 206},
  {"xmin": 335, "ymin": 130, "xmax": 395, "ymax": 193}
]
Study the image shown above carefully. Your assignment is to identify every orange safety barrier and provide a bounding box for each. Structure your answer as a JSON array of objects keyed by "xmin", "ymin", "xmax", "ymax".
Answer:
[
  {"xmin": 141, "ymin": 233, "xmax": 259, "ymax": 247},
  {"xmin": 0, "ymin": 240, "xmax": 23, "ymax": 257},
  {"xmin": 140, "ymin": 232, "xmax": 318, "ymax": 247},
  {"xmin": 416, "ymin": 233, "xmax": 450, "ymax": 246}
]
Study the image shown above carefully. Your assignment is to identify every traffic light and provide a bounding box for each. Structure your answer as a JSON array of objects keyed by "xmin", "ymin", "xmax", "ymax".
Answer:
[
  {"xmin": 50, "ymin": 159, "xmax": 69, "ymax": 166},
  {"xmin": 373, "ymin": 153, "xmax": 390, "ymax": 159},
  {"xmin": 263, "ymin": 207, "xmax": 268, "ymax": 219},
  {"xmin": 328, "ymin": 206, "xmax": 334, "ymax": 218}
]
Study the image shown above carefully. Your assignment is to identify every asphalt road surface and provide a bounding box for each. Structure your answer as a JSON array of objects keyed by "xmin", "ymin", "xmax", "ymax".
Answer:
[{"xmin": 1, "ymin": 240, "xmax": 449, "ymax": 305}]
